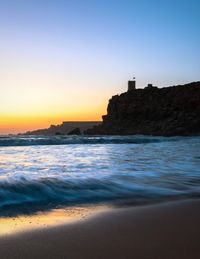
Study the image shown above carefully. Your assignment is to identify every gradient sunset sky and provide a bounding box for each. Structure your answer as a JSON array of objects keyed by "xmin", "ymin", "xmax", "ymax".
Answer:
[{"xmin": 0, "ymin": 0, "xmax": 200, "ymax": 134}]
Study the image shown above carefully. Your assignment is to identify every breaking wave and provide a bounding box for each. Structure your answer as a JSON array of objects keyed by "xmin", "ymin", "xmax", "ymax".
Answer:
[
  {"xmin": 0, "ymin": 175, "xmax": 199, "ymax": 216},
  {"xmin": 0, "ymin": 135, "xmax": 199, "ymax": 216},
  {"xmin": 0, "ymin": 135, "xmax": 187, "ymax": 147}
]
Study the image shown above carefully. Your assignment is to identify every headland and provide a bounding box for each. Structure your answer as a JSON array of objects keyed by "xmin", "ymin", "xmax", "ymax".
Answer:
[{"xmin": 86, "ymin": 81, "xmax": 200, "ymax": 136}]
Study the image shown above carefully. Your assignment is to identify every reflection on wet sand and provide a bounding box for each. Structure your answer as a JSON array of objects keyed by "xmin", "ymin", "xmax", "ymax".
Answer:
[{"xmin": 0, "ymin": 205, "xmax": 109, "ymax": 236}]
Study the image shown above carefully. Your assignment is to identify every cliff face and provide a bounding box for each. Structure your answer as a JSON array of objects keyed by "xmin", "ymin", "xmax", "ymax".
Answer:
[{"xmin": 86, "ymin": 82, "xmax": 200, "ymax": 136}]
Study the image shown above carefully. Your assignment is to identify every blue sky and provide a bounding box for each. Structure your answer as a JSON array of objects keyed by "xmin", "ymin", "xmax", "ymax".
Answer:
[{"xmin": 0, "ymin": 0, "xmax": 200, "ymax": 132}]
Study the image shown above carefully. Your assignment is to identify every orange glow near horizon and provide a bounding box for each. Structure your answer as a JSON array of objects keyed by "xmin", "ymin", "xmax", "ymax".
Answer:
[
  {"xmin": 0, "ymin": 109, "xmax": 105, "ymax": 134},
  {"xmin": 0, "ymin": 73, "xmax": 110, "ymax": 134},
  {"xmin": 0, "ymin": 58, "xmax": 116, "ymax": 134}
]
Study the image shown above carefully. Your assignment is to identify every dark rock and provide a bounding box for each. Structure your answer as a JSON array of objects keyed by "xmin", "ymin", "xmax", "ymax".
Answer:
[
  {"xmin": 85, "ymin": 81, "xmax": 200, "ymax": 136},
  {"xmin": 67, "ymin": 128, "xmax": 81, "ymax": 135},
  {"xmin": 55, "ymin": 132, "xmax": 63, "ymax": 135}
]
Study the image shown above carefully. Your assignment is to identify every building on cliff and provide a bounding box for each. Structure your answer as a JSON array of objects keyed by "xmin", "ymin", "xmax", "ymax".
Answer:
[
  {"xmin": 128, "ymin": 78, "xmax": 157, "ymax": 91},
  {"xmin": 145, "ymin": 83, "xmax": 158, "ymax": 89},
  {"xmin": 128, "ymin": 78, "xmax": 136, "ymax": 91}
]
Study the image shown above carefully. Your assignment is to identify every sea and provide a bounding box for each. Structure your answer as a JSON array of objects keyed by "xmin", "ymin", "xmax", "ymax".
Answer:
[{"xmin": 0, "ymin": 135, "xmax": 200, "ymax": 216}]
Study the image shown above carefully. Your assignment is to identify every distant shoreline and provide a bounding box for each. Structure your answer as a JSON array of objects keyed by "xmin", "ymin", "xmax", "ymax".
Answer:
[{"xmin": 23, "ymin": 121, "xmax": 101, "ymax": 135}]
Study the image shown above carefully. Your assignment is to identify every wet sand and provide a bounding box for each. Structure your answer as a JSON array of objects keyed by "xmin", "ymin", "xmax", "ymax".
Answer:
[{"xmin": 0, "ymin": 199, "xmax": 200, "ymax": 259}]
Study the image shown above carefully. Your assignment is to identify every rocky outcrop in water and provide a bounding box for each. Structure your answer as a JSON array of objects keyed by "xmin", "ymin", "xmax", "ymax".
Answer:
[
  {"xmin": 67, "ymin": 127, "xmax": 81, "ymax": 135},
  {"xmin": 86, "ymin": 82, "xmax": 200, "ymax": 136}
]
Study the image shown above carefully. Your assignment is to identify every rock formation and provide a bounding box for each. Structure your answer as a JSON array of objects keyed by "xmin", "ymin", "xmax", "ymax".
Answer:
[
  {"xmin": 67, "ymin": 127, "xmax": 81, "ymax": 135},
  {"xmin": 85, "ymin": 82, "xmax": 200, "ymax": 136}
]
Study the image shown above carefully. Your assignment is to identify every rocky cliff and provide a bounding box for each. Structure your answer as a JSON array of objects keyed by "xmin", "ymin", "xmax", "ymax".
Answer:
[{"xmin": 86, "ymin": 82, "xmax": 200, "ymax": 136}]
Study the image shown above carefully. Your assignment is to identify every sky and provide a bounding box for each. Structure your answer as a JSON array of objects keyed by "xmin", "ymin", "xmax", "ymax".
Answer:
[{"xmin": 0, "ymin": 0, "xmax": 200, "ymax": 133}]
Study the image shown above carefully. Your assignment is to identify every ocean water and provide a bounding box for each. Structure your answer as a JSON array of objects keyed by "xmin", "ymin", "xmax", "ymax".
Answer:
[{"xmin": 0, "ymin": 135, "xmax": 200, "ymax": 216}]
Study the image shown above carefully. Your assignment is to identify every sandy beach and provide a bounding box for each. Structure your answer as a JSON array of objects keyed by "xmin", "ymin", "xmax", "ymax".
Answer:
[{"xmin": 0, "ymin": 199, "xmax": 200, "ymax": 259}]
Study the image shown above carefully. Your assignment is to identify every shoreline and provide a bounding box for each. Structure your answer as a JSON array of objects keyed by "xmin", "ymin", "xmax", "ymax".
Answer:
[
  {"xmin": 0, "ymin": 199, "xmax": 200, "ymax": 259},
  {"xmin": 0, "ymin": 204, "xmax": 110, "ymax": 236}
]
